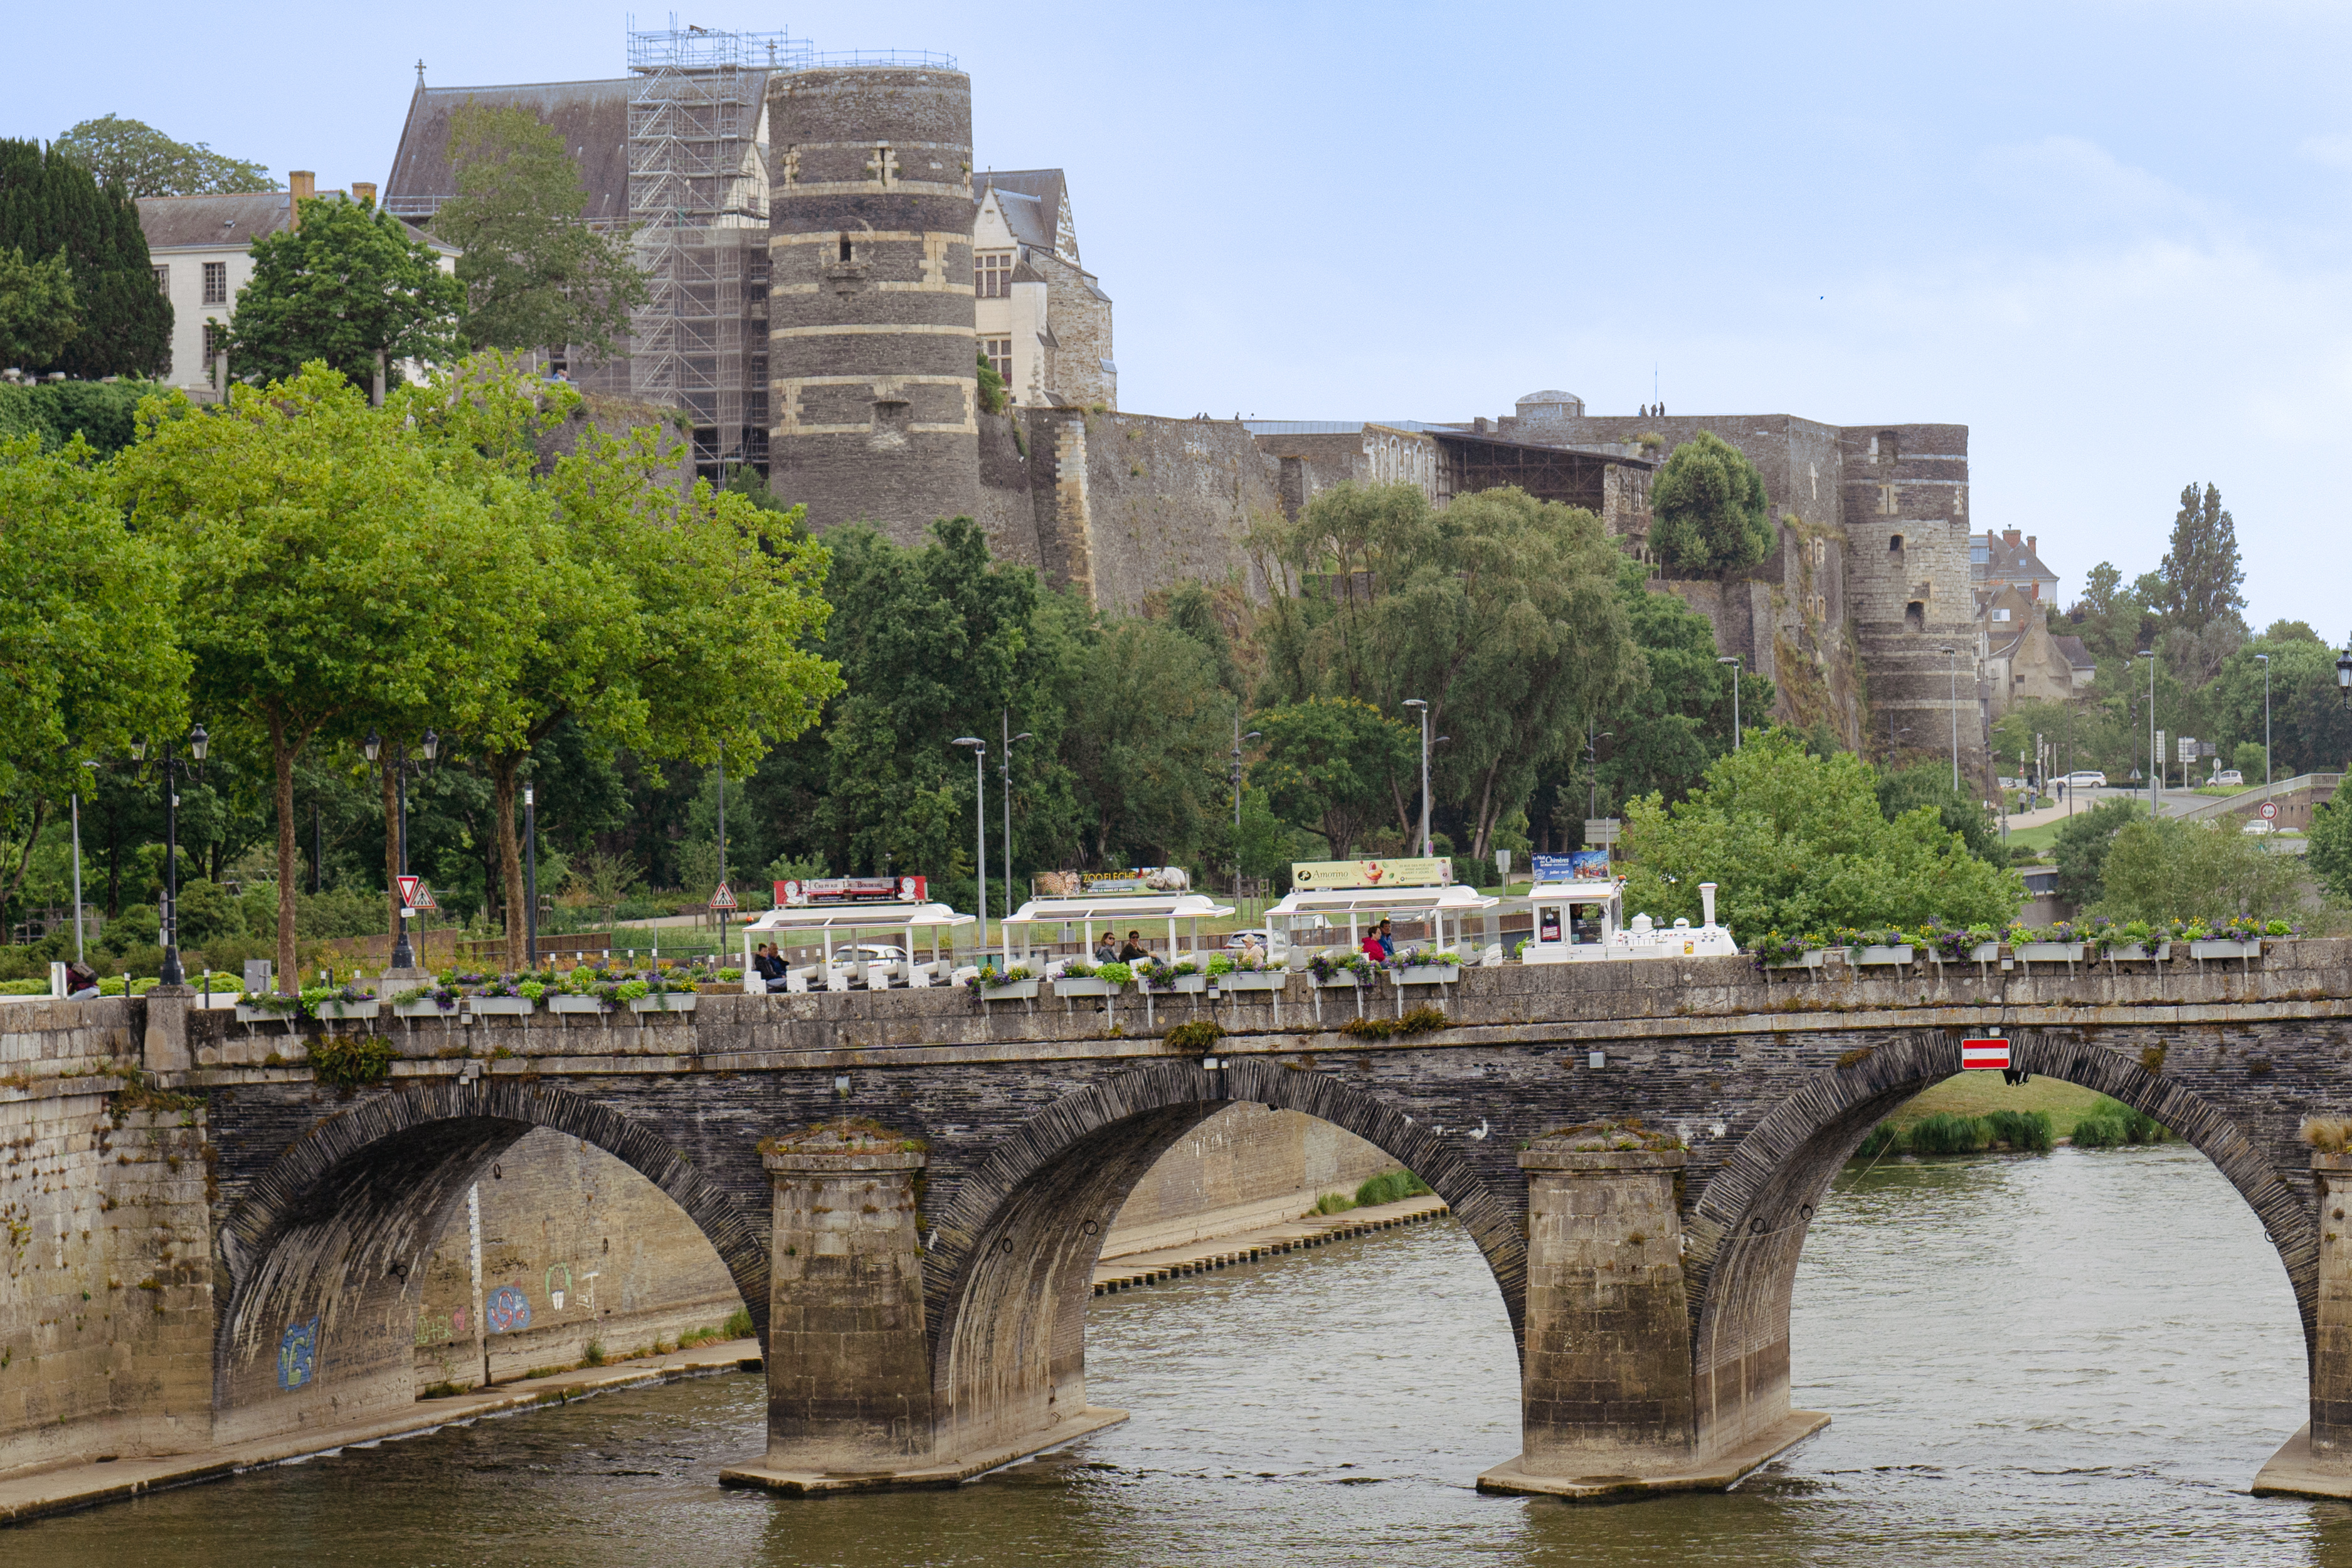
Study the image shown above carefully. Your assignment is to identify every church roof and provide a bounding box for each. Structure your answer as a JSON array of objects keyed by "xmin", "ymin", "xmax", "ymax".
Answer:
[{"xmin": 383, "ymin": 77, "xmax": 678, "ymax": 225}]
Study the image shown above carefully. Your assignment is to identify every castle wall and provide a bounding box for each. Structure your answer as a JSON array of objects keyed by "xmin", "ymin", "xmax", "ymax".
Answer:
[
  {"xmin": 1840, "ymin": 423, "xmax": 1979, "ymax": 775},
  {"xmin": 768, "ymin": 67, "xmax": 979, "ymax": 544}
]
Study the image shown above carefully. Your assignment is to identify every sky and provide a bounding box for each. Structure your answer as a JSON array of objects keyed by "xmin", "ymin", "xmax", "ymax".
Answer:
[{"xmin": 13, "ymin": 1, "xmax": 2352, "ymax": 635}]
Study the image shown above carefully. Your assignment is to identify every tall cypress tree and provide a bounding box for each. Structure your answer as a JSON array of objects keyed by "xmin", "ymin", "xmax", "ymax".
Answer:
[{"xmin": 0, "ymin": 138, "xmax": 170, "ymax": 378}]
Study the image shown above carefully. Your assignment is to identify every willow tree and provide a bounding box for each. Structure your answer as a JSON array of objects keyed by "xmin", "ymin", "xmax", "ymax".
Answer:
[
  {"xmin": 1251, "ymin": 481, "xmax": 1643, "ymax": 858},
  {"xmin": 119, "ymin": 364, "xmax": 541, "ymax": 982}
]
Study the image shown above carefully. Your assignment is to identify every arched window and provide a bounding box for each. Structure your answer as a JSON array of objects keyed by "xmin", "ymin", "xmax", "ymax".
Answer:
[
  {"xmin": 1905, "ymin": 601, "xmax": 1926, "ymax": 631},
  {"xmin": 1888, "ymin": 534, "xmax": 1905, "ymax": 553}
]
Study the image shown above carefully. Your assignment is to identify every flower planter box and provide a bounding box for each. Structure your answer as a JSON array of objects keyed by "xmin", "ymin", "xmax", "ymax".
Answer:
[
  {"xmin": 1762, "ymin": 950, "xmax": 1826, "ymax": 970},
  {"xmin": 1313, "ymin": 970, "xmax": 1364, "ymax": 988},
  {"xmin": 2102, "ymin": 943, "xmax": 2172, "ymax": 963},
  {"xmin": 1157, "ymin": 975, "xmax": 1209, "ymax": 995},
  {"xmin": 2190, "ymin": 939, "xmax": 2260, "ymax": 961},
  {"xmin": 312, "ymin": 999, "xmax": 381, "ymax": 1022},
  {"xmin": 393, "ymin": 999, "xmax": 457, "ymax": 1020},
  {"xmin": 469, "ymin": 997, "xmax": 536, "ymax": 1017},
  {"xmin": 1215, "ymin": 972, "xmax": 1286, "ymax": 992},
  {"xmin": 1851, "ymin": 945, "xmax": 1914, "ymax": 967},
  {"xmin": 235, "ymin": 1002, "xmax": 302, "ymax": 1025},
  {"xmin": 2015, "ymin": 942, "xmax": 2085, "ymax": 966},
  {"xmin": 1051, "ymin": 977, "xmax": 1118, "ymax": 999},
  {"xmin": 978, "ymin": 979, "xmax": 1041, "ymax": 1001},
  {"xmin": 629, "ymin": 992, "xmax": 699, "ymax": 1014},
  {"xmin": 548, "ymin": 994, "xmax": 611, "ymax": 1015},
  {"xmin": 1394, "ymin": 964, "xmax": 1461, "ymax": 985}
]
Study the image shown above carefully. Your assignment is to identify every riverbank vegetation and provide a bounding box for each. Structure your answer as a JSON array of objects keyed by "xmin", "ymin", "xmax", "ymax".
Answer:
[
  {"xmin": 1310, "ymin": 1168, "xmax": 1434, "ymax": 1215},
  {"xmin": 1855, "ymin": 1076, "xmax": 2171, "ymax": 1159}
]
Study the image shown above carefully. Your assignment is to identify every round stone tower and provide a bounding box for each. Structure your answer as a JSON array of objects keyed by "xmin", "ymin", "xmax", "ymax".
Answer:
[{"xmin": 768, "ymin": 66, "xmax": 977, "ymax": 541}]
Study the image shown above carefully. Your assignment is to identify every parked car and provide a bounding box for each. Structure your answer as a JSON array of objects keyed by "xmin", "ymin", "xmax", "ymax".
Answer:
[
  {"xmin": 2243, "ymin": 818, "xmax": 2274, "ymax": 835},
  {"xmin": 2214, "ymin": 770, "xmax": 2245, "ymax": 787},
  {"xmin": 2061, "ymin": 770, "xmax": 2108, "ymax": 790}
]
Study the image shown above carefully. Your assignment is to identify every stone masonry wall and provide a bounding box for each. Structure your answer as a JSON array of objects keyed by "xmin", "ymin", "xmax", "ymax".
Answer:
[{"xmin": 0, "ymin": 1001, "xmax": 214, "ymax": 1476}]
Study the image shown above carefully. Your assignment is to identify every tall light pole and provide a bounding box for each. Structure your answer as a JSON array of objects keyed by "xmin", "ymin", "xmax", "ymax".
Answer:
[
  {"xmin": 366, "ymin": 728, "xmax": 438, "ymax": 972},
  {"xmin": 73, "ymin": 761, "xmax": 95, "ymax": 965},
  {"xmin": 2139, "ymin": 650, "xmax": 2157, "ymax": 817},
  {"xmin": 951, "ymin": 737, "xmax": 987, "ymax": 962},
  {"xmin": 2256, "ymin": 652, "xmax": 2271, "ymax": 790},
  {"xmin": 135, "ymin": 724, "xmax": 209, "ymax": 988},
  {"xmin": 1939, "ymin": 647, "xmax": 1959, "ymax": 792},
  {"xmin": 1000, "ymin": 711, "xmax": 1032, "ymax": 945},
  {"xmin": 1717, "ymin": 656, "xmax": 1742, "ymax": 750},
  {"xmin": 1402, "ymin": 699, "xmax": 1431, "ymax": 856},
  {"xmin": 1229, "ymin": 713, "xmax": 1260, "ymax": 899},
  {"xmin": 522, "ymin": 780, "xmax": 538, "ymax": 971}
]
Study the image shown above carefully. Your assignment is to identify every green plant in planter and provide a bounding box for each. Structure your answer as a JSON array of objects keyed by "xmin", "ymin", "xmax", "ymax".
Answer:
[
  {"xmin": 1204, "ymin": 953, "xmax": 1235, "ymax": 977},
  {"xmin": 1062, "ymin": 960, "xmax": 1097, "ymax": 978},
  {"xmin": 1164, "ymin": 1019, "xmax": 1223, "ymax": 1052},
  {"xmin": 1093, "ymin": 961, "xmax": 1133, "ymax": 985},
  {"xmin": 981, "ymin": 965, "xmax": 1034, "ymax": 990},
  {"xmin": 615, "ymin": 978, "xmax": 650, "ymax": 1002}
]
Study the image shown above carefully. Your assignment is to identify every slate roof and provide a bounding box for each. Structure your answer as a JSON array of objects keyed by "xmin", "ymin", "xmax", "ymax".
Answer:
[
  {"xmin": 384, "ymin": 78, "xmax": 667, "ymax": 224},
  {"xmin": 1974, "ymin": 530, "xmax": 2059, "ymax": 588},
  {"xmin": 137, "ymin": 191, "xmax": 448, "ymax": 253},
  {"xmin": 976, "ymin": 169, "xmax": 1067, "ymax": 257},
  {"xmin": 2051, "ymin": 633, "xmax": 2096, "ymax": 670}
]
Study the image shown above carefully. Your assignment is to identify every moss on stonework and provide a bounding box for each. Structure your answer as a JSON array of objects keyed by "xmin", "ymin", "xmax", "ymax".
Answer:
[
  {"xmin": 760, "ymin": 1116, "xmax": 928, "ymax": 1156},
  {"xmin": 1533, "ymin": 1116, "xmax": 1685, "ymax": 1153}
]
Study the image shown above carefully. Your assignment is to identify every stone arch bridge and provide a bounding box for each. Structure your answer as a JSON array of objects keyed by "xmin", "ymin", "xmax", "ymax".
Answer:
[{"xmin": 117, "ymin": 943, "xmax": 2352, "ymax": 1499}]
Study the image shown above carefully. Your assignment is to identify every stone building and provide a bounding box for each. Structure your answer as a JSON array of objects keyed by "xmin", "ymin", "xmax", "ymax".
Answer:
[
  {"xmin": 1973, "ymin": 527, "xmax": 2060, "ymax": 603},
  {"xmin": 973, "ymin": 171, "xmax": 1115, "ymax": 410},
  {"xmin": 1979, "ymin": 581, "xmax": 2096, "ymax": 716}
]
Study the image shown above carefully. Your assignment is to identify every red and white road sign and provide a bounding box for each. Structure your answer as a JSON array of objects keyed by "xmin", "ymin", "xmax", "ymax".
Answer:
[
  {"xmin": 1961, "ymin": 1036, "xmax": 2011, "ymax": 1071},
  {"xmin": 708, "ymin": 881, "xmax": 738, "ymax": 911},
  {"xmin": 398, "ymin": 875, "xmax": 421, "ymax": 908},
  {"xmin": 2262, "ymin": 801, "xmax": 2279, "ymax": 820}
]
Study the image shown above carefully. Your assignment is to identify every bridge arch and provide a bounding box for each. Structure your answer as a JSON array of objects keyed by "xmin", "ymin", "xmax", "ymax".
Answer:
[
  {"xmin": 914, "ymin": 1059, "xmax": 1525, "ymax": 1463},
  {"xmin": 211, "ymin": 1078, "xmax": 768, "ymax": 1444},
  {"xmin": 1683, "ymin": 1028, "xmax": 2316, "ymax": 1453}
]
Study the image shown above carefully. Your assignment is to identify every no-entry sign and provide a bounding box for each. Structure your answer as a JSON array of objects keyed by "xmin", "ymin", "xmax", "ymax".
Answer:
[{"xmin": 1962, "ymin": 1036, "xmax": 2011, "ymax": 1071}]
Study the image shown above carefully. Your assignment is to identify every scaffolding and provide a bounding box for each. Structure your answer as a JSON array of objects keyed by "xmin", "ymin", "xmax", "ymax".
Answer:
[{"xmin": 625, "ymin": 21, "xmax": 807, "ymax": 477}]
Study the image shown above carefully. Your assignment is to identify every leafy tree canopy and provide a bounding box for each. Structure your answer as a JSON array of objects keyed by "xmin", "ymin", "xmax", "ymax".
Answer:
[
  {"xmin": 1875, "ymin": 762, "xmax": 2008, "ymax": 867},
  {"xmin": 53, "ymin": 115, "xmax": 274, "ymax": 197},
  {"xmin": 2090, "ymin": 816, "xmax": 2306, "ymax": 926},
  {"xmin": 2159, "ymin": 481, "xmax": 2248, "ymax": 633},
  {"xmin": 222, "ymin": 196, "xmax": 464, "ymax": 395},
  {"xmin": 0, "ymin": 139, "xmax": 170, "ymax": 377},
  {"xmin": 432, "ymin": 103, "xmax": 645, "ymax": 360},
  {"xmin": 2052, "ymin": 797, "xmax": 2141, "ymax": 906},
  {"xmin": 2309, "ymin": 794, "xmax": 2352, "ymax": 904},
  {"xmin": 0, "ymin": 245, "xmax": 78, "ymax": 366},
  {"xmin": 1646, "ymin": 430, "xmax": 1773, "ymax": 577},
  {"xmin": 1256, "ymin": 696, "xmax": 1419, "ymax": 859},
  {"xmin": 1619, "ymin": 728, "xmax": 2022, "ymax": 941}
]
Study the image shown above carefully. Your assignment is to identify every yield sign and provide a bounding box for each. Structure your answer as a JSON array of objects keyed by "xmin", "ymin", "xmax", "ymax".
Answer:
[
  {"xmin": 397, "ymin": 874, "xmax": 421, "ymax": 908},
  {"xmin": 1961, "ymin": 1036, "xmax": 2010, "ymax": 1071},
  {"xmin": 708, "ymin": 881, "xmax": 738, "ymax": 911}
]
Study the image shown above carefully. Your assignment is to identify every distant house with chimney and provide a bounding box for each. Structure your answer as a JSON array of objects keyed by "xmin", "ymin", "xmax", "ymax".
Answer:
[
  {"xmin": 135, "ymin": 172, "xmax": 453, "ymax": 399},
  {"xmin": 1972, "ymin": 527, "xmax": 2060, "ymax": 603},
  {"xmin": 1979, "ymin": 580, "xmax": 2095, "ymax": 716}
]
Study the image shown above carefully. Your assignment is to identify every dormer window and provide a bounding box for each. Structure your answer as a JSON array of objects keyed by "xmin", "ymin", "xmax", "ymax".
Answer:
[{"xmin": 1994, "ymin": 608, "xmax": 2011, "ymax": 622}]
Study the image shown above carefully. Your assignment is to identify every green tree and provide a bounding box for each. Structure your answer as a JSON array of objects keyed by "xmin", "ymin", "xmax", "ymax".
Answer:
[
  {"xmin": 0, "ymin": 433, "xmax": 188, "ymax": 914},
  {"xmin": 1060, "ymin": 617, "xmax": 1229, "ymax": 869},
  {"xmin": 976, "ymin": 348, "xmax": 1007, "ymax": 414},
  {"xmin": 119, "ymin": 364, "xmax": 544, "ymax": 980},
  {"xmin": 1256, "ymin": 696, "xmax": 1419, "ymax": 858},
  {"xmin": 2090, "ymin": 817, "xmax": 2306, "ymax": 925},
  {"xmin": 431, "ymin": 103, "xmax": 645, "ymax": 360},
  {"xmin": 53, "ymin": 115, "xmax": 274, "ymax": 197},
  {"xmin": 2052, "ymin": 797, "xmax": 2141, "ymax": 906},
  {"xmin": 1876, "ymin": 763, "xmax": 2007, "ymax": 867},
  {"xmin": 2159, "ymin": 482, "xmax": 2247, "ymax": 632},
  {"xmin": 1253, "ymin": 482, "xmax": 1643, "ymax": 857},
  {"xmin": 1646, "ymin": 431, "xmax": 1773, "ymax": 578},
  {"xmin": 0, "ymin": 139, "xmax": 171, "ymax": 378},
  {"xmin": 2309, "ymin": 793, "xmax": 2352, "ymax": 903},
  {"xmin": 222, "ymin": 194, "xmax": 464, "ymax": 398},
  {"xmin": 1618, "ymin": 728, "xmax": 2022, "ymax": 940},
  {"xmin": 0, "ymin": 245, "xmax": 79, "ymax": 366}
]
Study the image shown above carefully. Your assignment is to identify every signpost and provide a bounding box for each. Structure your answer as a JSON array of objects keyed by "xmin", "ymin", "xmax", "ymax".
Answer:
[
  {"xmin": 1961, "ymin": 1036, "xmax": 2010, "ymax": 1071},
  {"xmin": 2262, "ymin": 801, "xmax": 2279, "ymax": 821},
  {"xmin": 709, "ymin": 881, "xmax": 738, "ymax": 911},
  {"xmin": 396, "ymin": 874, "xmax": 438, "ymax": 917}
]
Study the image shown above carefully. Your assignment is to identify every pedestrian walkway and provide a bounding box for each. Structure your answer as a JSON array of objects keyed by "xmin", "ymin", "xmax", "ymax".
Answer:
[{"xmin": 1091, "ymin": 1192, "xmax": 1451, "ymax": 1295}]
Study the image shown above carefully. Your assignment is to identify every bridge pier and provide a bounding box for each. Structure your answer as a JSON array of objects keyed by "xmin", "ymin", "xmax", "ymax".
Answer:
[
  {"xmin": 719, "ymin": 1123, "xmax": 1124, "ymax": 1495},
  {"xmin": 2255, "ymin": 1152, "xmax": 2352, "ymax": 1499},
  {"xmin": 1478, "ymin": 1136, "xmax": 1826, "ymax": 1501}
]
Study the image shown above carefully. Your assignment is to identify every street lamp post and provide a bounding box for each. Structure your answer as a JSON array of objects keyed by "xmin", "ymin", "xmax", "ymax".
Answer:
[
  {"xmin": 1939, "ymin": 646, "xmax": 1959, "ymax": 792},
  {"xmin": 523, "ymin": 781, "xmax": 538, "ymax": 971},
  {"xmin": 2338, "ymin": 649, "xmax": 2351, "ymax": 709},
  {"xmin": 951, "ymin": 738, "xmax": 988, "ymax": 963},
  {"xmin": 2139, "ymin": 651, "xmax": 2157, "ymax": 817},
  {"xmin": 1402, "ymin": 699, "xmax": 1432, "ymax": 856},
  {"xmin": 135, "ymin": 725, "xmax": 209, "ymax": 988},
  {"xmin": 2256, "ymin": 652, "xmax": 2271, "ymax": 790},
  {"xmin": 1229, "ymin": 714, "xmax": 1261, "ymax": 901},
  {"xmin": 365, "ymin": 728, "xmax": 439, "ymax": 972},
  {"xmin": 1000, "ymin": 711, "xmax": 1032, "ymax": 955},
  {"xmin": 1716, "ymin": 657, "xmax": 1742, "ymax": 750}
]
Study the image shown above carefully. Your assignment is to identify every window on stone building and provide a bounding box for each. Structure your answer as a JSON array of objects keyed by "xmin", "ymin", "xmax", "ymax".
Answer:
[
  {"xmin": 1993, "ymin": 607, "xmax": 2011, "ymax": 622},
  {"xmin": 838, "ymin": 232, "xmax": 852, "ymax": 262},
  {"xmin": 152, "ymin": 264, "xmax": 169, "ymax": 294},
  {"xmin": 1905, "ymin": 601, "xmax": 1926, "ymax": 631},
  {"xmin": 1888, "ymin": 534, "xmax": 1904, "ymax": 552},
  {"xmin": 974, "ymin": 250, "xmax": 1013, "ymax": 298},
  {"xmin": 1881, "ymin": 484, "xmax": 1899, "ymax": 516},
  {"xmin": 203, "ymin": 262, "xmax": 227, "ymax": 305},
  {"xmin": 982, "ymin": 337, "xmax": 1012, "ymax": 384}
]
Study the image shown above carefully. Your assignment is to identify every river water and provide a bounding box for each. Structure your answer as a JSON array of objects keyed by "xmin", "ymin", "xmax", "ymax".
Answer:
[{"xmin": 22, "ymin": 1144, "xmax": 2352, "ymax": 1566}]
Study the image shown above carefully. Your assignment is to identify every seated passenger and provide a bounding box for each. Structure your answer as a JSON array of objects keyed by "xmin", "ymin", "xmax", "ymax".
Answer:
[
  {"xmin": 64, "ymin": 960, "xmax": 99, "ymax": 1002},
  {"xmin": 1118, "ymin": 930, "xmax": 1148, "ymax": 963}
]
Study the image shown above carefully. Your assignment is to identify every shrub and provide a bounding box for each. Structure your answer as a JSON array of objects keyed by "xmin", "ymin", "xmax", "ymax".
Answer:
[
  {"xmin": 2071, "ymin": 1113, "xmax": 2129, "ymax": 1149},
  {"xmin": 581, "ymin": 1341, "xmax": 605, "ymax": 1367},
  {"xmin": 1907, "ymin": 1112, "xmax": 1986, "ymax": 1156},
  {"xmin": 1354, "ymin": 1169, "xmax": 1432, "ymax": 1207},
  {"xmin": 1983, "ymin": 1109, "xmax": 2053, "ymax": 1153},
  {"xmin": 1857, "ymin": 1123, "xmax": 1906, "ymax": 1158},
  {"xmin": 309, "ymin": 1034, "xmax": 394, "ymax": 1091},
  {"xmin": 723, "ymin": 1307, "xmax": 753, "ymax": 1339},
  {"xmin": 1163, "ymin": 1019, "xmax": 1224, "ymax": 1052}
]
